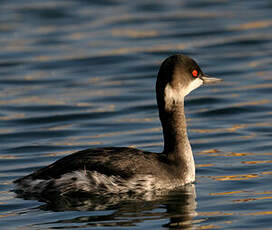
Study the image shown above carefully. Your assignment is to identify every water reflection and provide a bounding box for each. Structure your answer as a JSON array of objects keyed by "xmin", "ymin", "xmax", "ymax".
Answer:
[
  {"xmin": 35, "ymin": 185, "xmax": 197, "ymax": 229},
  {"xmin": 1, "ymin": 0, "xmax": 272, "ymax": 229},
  {"xmin": 163, "ymin": 185, "xmax": 197, "ymax": 229}
]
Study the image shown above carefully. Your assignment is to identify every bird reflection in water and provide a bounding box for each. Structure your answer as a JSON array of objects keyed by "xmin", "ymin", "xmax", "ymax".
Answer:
[{"xmin": 36, "ymin": 184, "xmax": 197, "ymax": 229}]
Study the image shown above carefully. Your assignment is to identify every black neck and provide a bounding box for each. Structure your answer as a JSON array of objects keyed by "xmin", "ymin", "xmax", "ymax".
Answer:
[{"xmin": 159, "ymin": 101, "xmax": 191, "ymax": 160}]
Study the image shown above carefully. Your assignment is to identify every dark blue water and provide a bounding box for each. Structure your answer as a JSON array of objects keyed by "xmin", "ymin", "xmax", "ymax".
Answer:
[{"xmin": 1, "ymin": 0, "xmax": 272, "ymax": 229}]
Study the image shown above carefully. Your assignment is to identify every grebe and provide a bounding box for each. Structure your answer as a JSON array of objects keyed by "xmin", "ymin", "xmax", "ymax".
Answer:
[{"xmin": 14, "ymin": 54, "xmax": 221, "ymax": 199}]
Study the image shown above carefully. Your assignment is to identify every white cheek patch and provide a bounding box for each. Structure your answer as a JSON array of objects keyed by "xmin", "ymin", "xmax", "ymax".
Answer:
[
  {"xmin": 164, "ymin": 78, "xmax": 203, "ymax": 110},
  {"xmin": 184, "ymin": 78, "xmax": 203, "ymax": 96},
  {"xmin": 164, "ymin": 84, "xmax": 183, "ymax": 104}
]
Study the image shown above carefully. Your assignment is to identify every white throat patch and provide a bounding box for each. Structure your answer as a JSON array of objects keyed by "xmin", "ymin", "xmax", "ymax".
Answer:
[
  {"xmin": 164, "ymin": 78, "xmax": 203, "ymax": 110},
  {"xmin": 184, "ymin": 77, "xmax": 203, "ymax": 96}
]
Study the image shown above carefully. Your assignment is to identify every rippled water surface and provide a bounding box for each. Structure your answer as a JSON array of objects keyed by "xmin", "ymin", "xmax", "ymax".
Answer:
[{"xmin": 1, "ymin": 0, "xmax": 272, "ymax": 229}]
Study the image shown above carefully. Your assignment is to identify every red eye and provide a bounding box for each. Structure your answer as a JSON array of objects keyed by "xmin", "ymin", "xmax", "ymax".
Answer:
[{"xmin": 192, "ymin": 70, "xmax": 198, "ymax": 77}]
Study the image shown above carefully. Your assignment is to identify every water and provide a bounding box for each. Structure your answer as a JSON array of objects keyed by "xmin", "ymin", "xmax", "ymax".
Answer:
[{"xmin": 1, "ymin": 0, "xmax": 272, "ymax": 229}]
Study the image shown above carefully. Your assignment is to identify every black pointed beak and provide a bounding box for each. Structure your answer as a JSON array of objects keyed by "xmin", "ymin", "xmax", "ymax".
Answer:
[{"xmin": 200, "ymin": 74, "xmax": 222, "ymax": 85}]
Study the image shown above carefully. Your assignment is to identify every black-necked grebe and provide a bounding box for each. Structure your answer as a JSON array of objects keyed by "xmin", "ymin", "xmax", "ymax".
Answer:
[{"xmin": 14, "ymin": 54, "xmax": 221, "ymax": 199}]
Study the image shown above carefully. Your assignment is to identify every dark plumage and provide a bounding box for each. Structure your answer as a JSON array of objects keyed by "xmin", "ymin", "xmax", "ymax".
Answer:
[
  {"xmin": 16, "ymin": 147, "xmax": 173, "ymax": 182},
  {"xmin": 14, "ymin": 54, "xmax": 221, "ymax": 199}
]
